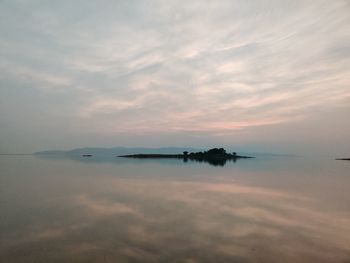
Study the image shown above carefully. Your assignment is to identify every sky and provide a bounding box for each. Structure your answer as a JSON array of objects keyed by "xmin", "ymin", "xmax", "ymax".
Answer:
[{"xmin": 0, "ymin": 0, "xmax": 349, "ymax": 155}]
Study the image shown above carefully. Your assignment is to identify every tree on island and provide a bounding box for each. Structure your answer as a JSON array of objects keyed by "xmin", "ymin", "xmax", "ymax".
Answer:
[{"xmin": 206, "ymin": 148, "xmax": 226, "ymax": 155}]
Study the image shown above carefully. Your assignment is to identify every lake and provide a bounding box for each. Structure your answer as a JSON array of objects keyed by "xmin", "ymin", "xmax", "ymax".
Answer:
[{"xmin": 1, "ymin": 154, "xmax": 349, "ymax": 262}]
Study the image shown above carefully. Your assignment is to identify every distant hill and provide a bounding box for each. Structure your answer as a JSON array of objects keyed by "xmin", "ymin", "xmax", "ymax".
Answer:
[{"xmin": 34, "ymin": 147, "xmax": 204, "ymax": 156}]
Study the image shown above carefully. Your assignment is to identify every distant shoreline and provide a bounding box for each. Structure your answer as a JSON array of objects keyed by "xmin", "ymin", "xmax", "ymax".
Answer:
[{"xmin": 0, "ymin": 153, "xmax": 32, "ymax": 155}]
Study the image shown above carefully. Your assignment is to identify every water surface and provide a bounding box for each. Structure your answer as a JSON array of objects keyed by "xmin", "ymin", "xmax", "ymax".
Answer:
[{"xmin": 1, "ymin": 155, "xmax": 349, "ymax": 262}]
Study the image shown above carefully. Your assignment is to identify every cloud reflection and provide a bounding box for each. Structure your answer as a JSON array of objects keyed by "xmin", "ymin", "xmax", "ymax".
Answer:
[{"xmin": 2, "ymin": 177, "xmax": 350, "ymax": 262}]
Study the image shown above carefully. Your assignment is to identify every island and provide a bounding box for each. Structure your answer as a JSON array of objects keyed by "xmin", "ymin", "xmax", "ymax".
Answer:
[
  {"xmin": 118, "ymin": 148, "xmax": 254, "ymax": 166},
  {"xmin": 335, "ymin": 158, "xmax": 350, "ymax": 161}
]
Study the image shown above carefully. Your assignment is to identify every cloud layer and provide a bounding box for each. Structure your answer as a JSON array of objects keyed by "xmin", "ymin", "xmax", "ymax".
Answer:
[{"xmin": 0, "ymin": 0, "xmax": 349, "ymax": 153}]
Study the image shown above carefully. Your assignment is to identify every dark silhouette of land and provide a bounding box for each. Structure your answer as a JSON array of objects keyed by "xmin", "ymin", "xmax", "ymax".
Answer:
[
  {"xmin": 119, "ymin": 148, "xmax": 254, "ymax": 166},
  {"xmin": 336, "ymin": 158, "xmax": 350, "ymax": 161}
]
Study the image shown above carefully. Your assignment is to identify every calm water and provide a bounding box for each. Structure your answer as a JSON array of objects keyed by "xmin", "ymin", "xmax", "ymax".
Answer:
[{"xmin": 1, "ymin": 155, "xmax": 350, "ymax": 262}]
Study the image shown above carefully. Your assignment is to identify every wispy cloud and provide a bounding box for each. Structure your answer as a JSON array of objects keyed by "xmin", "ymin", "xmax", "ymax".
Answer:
[{"xmin": 0, "ymin": 0, "xmax": 349, "ymax": 152}]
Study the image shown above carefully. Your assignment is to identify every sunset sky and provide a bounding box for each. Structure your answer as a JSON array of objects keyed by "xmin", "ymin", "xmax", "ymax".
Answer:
[{"xmin": 0, "ymin": 0, "xmax": 349, "ymax": 155}]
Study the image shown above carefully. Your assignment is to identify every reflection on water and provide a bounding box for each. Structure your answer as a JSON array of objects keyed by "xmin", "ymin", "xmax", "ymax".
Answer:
[
  {"xmin": 183, "ymin": 156, "xmax": 237, "ymax": 166},
  {"xmin": 1, "ymin": 155, "xmax": 350, "ymax": 262},
  {"xmin": 36, "ymin": 153, "xmax": 239, "ymax": 167}
]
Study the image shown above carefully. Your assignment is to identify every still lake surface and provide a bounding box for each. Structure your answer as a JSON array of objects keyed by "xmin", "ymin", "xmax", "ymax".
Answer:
[{"xmin": 1, "ymin": 154, "xmax": 350, "ymax": 262}]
